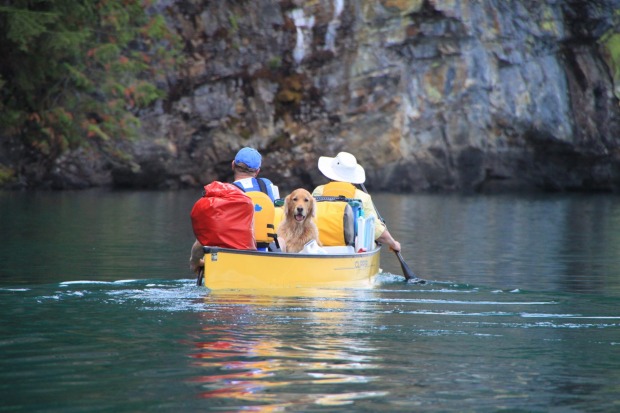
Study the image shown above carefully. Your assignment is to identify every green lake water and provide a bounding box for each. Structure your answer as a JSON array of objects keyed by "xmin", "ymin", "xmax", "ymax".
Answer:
[{"xmin": 1, "ymin": 190, "xmax": 619, "ymax": 412}]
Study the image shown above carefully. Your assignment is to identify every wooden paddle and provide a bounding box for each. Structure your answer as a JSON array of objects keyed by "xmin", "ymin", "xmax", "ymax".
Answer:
[{"xmin": 359, "ymin": 183, "xmax": 425, "ymax": 283}]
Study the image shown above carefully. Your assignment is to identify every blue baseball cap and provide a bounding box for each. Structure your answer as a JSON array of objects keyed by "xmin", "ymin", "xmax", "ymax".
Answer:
[{"xmin": 234, "ymin": 147, "xmax": 262, "ymax": 169}]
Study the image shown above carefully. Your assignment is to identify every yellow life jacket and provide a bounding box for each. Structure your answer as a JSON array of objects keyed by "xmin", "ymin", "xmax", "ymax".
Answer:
[
  {"xmin": 316, "ymin": 201, "xmax": 355, "ymax": 246},
  {"xmin": 245, "ymin": 191, "xmax": 276, "ymax": 247},
  {"xmin": 322, "ymin": 181, "xmax": 357, "ymax": 198}
]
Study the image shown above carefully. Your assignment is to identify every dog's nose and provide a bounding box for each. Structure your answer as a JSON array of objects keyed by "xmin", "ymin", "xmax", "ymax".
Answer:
[{"xmin": 296, "ymin": 207, "xmax": 303, "ymax": 214}]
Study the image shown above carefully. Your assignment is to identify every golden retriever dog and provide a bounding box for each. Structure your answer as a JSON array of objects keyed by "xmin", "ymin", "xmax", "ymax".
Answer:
[{"xmin": 276, "ymin": 188, "xmax": 320, "ymax": 253}]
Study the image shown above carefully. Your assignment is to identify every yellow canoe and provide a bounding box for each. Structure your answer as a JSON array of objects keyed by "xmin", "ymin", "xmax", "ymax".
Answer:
[{"xmin": 199, "ymin": 246, "xmax": 381, "ymax": 291}]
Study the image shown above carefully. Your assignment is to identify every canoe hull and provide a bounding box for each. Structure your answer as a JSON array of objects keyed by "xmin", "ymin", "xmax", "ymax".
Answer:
[{"xmin": 201, "ymin": 247, "xmax": 381, "ymax": 290}]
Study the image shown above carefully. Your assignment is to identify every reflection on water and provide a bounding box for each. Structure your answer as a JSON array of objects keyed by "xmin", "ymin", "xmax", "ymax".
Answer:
[
  {"xmin": 190, "ymin": 291, "xmax": 385, "ymax": 410},
  {"xmin": 183, "ymin": 281, "xmax": 619, "ymax": 412}
]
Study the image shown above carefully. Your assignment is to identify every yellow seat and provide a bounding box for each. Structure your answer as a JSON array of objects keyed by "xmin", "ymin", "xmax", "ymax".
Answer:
[{"xmin": 245, "ymin": 191, "xmax": 276, "ymax": 249}]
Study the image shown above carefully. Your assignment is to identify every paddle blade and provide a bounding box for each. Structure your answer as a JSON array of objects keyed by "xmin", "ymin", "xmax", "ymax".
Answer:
[{"xmin": 395, "ymin": 251, "xmax": 425, "ymax": 283}]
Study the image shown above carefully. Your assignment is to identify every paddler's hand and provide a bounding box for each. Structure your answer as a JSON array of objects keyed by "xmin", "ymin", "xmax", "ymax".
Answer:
[
  {"xmin": 389, "ymin": 240, "xmax": 401, "ymax": 253},
  {"xmin": 189, "ymin": 240, "xmax": 205, "ymax": 274},
  {"xmin": 190, "ymin": 261, "xmax": 204, "ymax": 274},
  {"xmin": 376, "ymin": 228, "xmax": 400, "ymax": 252}
]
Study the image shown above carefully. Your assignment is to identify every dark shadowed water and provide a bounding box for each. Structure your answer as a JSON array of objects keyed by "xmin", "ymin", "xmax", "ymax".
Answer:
[{"xmin": 1, "ymin": 189, "xmax": 619, "ymax": 412}]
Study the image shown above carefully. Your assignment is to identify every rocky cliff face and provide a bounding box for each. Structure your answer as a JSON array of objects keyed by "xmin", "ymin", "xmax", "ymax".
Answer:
[{"xmin": 24, "ymin": 0, "xmax": 620, "ymax": 192}]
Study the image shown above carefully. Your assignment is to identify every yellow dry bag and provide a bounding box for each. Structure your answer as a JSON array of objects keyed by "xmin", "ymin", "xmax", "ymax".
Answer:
[{"xmin": 315, "ymin": 201, "xmax": 355, "ymax": 246}]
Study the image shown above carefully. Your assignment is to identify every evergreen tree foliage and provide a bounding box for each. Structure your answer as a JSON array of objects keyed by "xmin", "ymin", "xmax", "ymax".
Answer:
[{"xmin": 0, "ymin": 0, "xmax": 182, "ymax": 162}]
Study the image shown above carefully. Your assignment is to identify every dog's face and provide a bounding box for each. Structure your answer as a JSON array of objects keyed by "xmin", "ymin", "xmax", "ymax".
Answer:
[{"xmin": 285, "ymin": 188, "xmax": 315, "ymax": 223}]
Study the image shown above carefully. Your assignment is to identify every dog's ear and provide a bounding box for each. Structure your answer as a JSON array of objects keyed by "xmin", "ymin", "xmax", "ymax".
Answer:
[
  {"xmin": 309, "ymin": 195, "xmax": 316, "ymax": 217},
  {"xmin": 284, "ymin": 193, "xmax": 292, "ymax": 218}
]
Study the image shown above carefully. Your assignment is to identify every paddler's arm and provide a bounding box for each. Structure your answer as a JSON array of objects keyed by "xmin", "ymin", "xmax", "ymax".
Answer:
[{"xmin": 376, "ymin": 228, "xmax": 401, "ymax": 252}]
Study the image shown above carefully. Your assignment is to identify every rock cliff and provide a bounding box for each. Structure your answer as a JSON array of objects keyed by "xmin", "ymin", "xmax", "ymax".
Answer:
[{"xmin": 12, "ymin": 0, "xmax": 620, "ymax": 192}]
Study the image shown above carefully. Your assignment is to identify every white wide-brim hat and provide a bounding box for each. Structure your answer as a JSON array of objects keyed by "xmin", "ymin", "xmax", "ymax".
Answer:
[{"xmin": 318, "ymin": 152, "xmax": 366, "ymax": 184}]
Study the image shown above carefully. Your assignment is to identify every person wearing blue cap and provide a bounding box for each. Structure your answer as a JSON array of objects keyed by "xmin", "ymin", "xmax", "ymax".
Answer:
[
  {"xmin": 190, "ymin": 147, "xmax": 280, "ymax": 272},
  {"xmin": 231, "ymin": 147, "xmax": 279, "ymax": 200}
]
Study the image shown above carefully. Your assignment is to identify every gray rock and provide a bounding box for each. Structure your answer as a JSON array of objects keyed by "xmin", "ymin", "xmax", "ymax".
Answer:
[{"xmin": 9, "ymin": 0, "xmax": 620, "ymax": 192}]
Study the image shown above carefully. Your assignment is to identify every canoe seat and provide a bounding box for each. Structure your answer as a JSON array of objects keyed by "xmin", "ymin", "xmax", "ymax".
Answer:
[{"xmin": 245, "ymin": 191, "xmax": 276, "ymax": 250}]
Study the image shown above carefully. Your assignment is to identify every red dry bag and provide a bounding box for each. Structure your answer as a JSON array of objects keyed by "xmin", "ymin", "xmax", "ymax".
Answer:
[{"xmin": 190, "ymin": 181, "xmax": 256, "ymax": 250}]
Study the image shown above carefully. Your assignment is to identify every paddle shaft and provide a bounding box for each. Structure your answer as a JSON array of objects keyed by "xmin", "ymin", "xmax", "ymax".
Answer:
[
  {"xmin": 359, "ymin": 183, "xmax": 418, "ymax": 281},
  {"xmin": 196, "ymin": 267, "xmax": 204, "ymax": 286}
]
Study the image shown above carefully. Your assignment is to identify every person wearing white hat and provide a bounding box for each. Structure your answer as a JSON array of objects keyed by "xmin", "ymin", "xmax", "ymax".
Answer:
[{"xmin": 312, "ymin": 152, "xmax": 402, "ymax": 252}]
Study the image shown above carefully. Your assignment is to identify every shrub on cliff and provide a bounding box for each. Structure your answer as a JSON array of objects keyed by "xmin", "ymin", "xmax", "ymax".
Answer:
[
  {"xmin": 0, "ymin": 0, "xmax": 182, "ymax": 168},
  {"xmin": 601, "ymin": 30, "xmax": 620, "ymax": 100}
]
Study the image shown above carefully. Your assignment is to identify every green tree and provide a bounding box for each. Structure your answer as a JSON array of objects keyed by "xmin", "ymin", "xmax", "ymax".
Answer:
[{"xmin": 0, "ymin": 0, "xmax": 182, "ymax": 166}]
